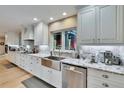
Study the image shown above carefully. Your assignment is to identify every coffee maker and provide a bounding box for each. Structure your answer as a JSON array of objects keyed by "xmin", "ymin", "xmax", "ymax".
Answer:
[{"xmin": 104, "ymin": 51, "xmax": 113, "ymax": 65}]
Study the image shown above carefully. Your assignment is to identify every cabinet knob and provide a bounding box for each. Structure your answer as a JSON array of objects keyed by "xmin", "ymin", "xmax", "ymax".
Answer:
[
  {"xmin": 102, "ymin": 83, "xmax": 109, "ymax": 87},
  {"xmin": 102, "ymin": 75, "xmax": 109, "ymax": 78}
]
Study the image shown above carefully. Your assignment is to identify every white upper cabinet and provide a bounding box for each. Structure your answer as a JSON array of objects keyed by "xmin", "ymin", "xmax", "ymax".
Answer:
[
  {"xmin": 78, "ymin": 7, "xmax": 96, "ymax": 45},
  {"xmin": 97, "ymin": 5, "xmax": 120, "ymax": 43},
  {"xmin": 78, "ymin": 5, "xmax": 124, "ymax": 45},
  {"xmin": 34, "ymin": 22, "xmax": 48, "ymax": 45}
]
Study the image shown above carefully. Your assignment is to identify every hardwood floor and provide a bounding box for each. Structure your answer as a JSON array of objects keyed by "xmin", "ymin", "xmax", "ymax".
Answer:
[{"xmin": 0, "ymin": 59, "xmax": 32, "ymax": 88}]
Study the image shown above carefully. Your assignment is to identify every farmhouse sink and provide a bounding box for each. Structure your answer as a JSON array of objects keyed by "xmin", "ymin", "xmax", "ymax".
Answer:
[
  {"xmin": 41, "ymin": 56, "xmax": 65, "ymax": 71},
  {"xmin": 45, "ymin": 56, "xmax": 65, "ymax": 61}
]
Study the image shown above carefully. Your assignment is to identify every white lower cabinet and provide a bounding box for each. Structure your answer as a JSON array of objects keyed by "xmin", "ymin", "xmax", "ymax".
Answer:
[
  {"xmin": 7, "ymin": 52, "xmax": 17, "ymax": 64},
  {"xmin": 29, "ymin": 56, "xmax": 41, "ymax": 76},
  {"xmin": 24, "ymin": 55, "xmax": 32, "ymax": 72},
  {"xmin": 50, "ymin": 68, "xmax": 62, "ymax": 87},
  {"xmin": 41, "ymin": 66, "xmax": 62, "ymax": 88},
  {"xmin": 6, "ymin": 52, "xmax": 62, "ymax": 88},
  {"xmin": 87, "ymin": 68, "xmax": 124, "ymax": 88},
  {"xmin": 19, "ymin": 54, "xmax": 24, "ymax": 68}
]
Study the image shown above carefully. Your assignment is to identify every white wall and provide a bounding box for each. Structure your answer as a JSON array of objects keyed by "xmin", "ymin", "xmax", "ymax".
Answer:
[
  {"xmin": 0, "ymin": 37, "xmax": 5, "ymax": 55},
  {"xmin": 5, "ymin": 31, "xmax": 20, "ymax": 45}
]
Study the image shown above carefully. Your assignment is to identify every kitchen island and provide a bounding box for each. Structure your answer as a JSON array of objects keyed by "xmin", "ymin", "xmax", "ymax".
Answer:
[{"xmin": 6, "ymin": 51, "xmax": 62, "ymax": 88}]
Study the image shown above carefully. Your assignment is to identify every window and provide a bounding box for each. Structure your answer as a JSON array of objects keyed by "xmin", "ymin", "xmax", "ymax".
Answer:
[
  {"xmin": 52, "ymin": 28, "xmax": 77, "ymax": 50},
  {"xmin": 53, "ymin": 32, "xmax": 62, "ymax": 49},
  {"xmin": 65, "ymin": 30, "xmax": 76, "ymax": 50}
]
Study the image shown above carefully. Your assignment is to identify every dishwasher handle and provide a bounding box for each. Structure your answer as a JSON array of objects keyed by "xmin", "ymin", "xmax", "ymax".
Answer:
[{"xmin": 63, "ymin": 67, "xmax": 84, "ymax": 74}]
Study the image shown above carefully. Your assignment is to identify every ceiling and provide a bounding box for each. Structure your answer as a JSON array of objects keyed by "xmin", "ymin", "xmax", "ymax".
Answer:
[{"xmin": 0, "ymin": 5, "xmax": 84, "ymax": 37}]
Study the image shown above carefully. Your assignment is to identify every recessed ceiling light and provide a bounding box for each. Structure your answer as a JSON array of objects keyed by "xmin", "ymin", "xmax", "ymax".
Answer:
[
  {"xmin": 62, "ymin": 12, "xmax": 67, "ymax": 16},
  {"xmin": 33, "ymin": 18, "xmax": 38, "ymax": 21},
  {"xmin": 50, "ymin": 17, "xmax": 54, "ymax": 20}
]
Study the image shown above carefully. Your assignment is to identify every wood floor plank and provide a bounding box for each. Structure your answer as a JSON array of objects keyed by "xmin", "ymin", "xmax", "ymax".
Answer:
[
  {"xmin": 0, "ymin": 59, "xmax": 33, "ymax": 88},
  {"xmin": 0, "ymin": 74, "xmax": 32, "ymax": 88}
]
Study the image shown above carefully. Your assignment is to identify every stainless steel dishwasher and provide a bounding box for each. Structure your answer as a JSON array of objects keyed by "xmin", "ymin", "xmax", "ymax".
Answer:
[{"xmin": 62, "ymin": 63, "xmax": 87, "ymax": 88}]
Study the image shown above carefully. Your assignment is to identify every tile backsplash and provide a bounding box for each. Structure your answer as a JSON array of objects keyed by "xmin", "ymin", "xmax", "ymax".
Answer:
[
  {"xmin": 79, "ymin": 45, "xmax": 124, "ymax": 65},
  {"xmin": 53, "ymin": 50, "xmax": 76, "ymax": 58}
]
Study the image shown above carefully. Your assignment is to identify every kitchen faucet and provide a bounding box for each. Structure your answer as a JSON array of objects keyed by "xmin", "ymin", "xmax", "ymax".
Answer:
[
  {"xmin": 56, "ymin": 45, "xmax": 61, "ymax": 58},
  {"xmin": 51, "ymin": 45, "xmax": 61, "ymax": 57}
]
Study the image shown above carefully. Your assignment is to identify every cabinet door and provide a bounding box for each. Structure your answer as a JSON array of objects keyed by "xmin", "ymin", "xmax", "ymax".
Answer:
[
  {"xmin": 34, "ymin": 58, "xmax": 42, "ymax": 77},
  {"xmin": 78, "ymin": 7, "xmax": 96, "ymax": 45},
  {"xmin": 19, "ymin": 54, "xmax": 24, "ymax": 67},
  {"xmin": 49, "ymin": 69, "xmax": 62, "ymax": 88},
  {"xmin": 34, "ymin": 22, "xmax": 48, "ymax": 45},
  {"xmin": 12, "ymin": 52, "xmax": 16, "ymax": 64},
  {"xmin": 40, "ymin": 65, "xmax": 50, "ymax": 82},
  {"xmin": 30, "ymin": 57, "xmax": 39, "ymax": 75},
  {"xmin": 42, "ymin": 24, "xmax": 48, "ymax": 45},
  {"xmin": 41, "ymin": 65, "xmax": 62, "ymax": 88},
  {"xmin": 34, "ymin": 23, "xmax": 43, "ymax": 45},
  {"xmin": 24, "ymin": 55, "xmax": 31, "ymax": 72},
  {"xmin": 97, "ymin": 5, "xmax": 120, "ymax": 43},
  {"xmin": 15, "ymin": 53, "xmax": 19, "ymax": 65},
  {"xmin": 87, "ymin": 68, "xmax": 124, "ymax": 88}
]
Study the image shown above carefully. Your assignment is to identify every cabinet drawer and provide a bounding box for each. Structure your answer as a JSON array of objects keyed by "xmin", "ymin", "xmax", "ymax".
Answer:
[
  {"xmin": 41, "ymin": 66, "xmax": 62, "ymax": 87},
  {"xmin": 87, "ymin": 68, "xmax": 124, "ymax": 88},
  {"xmin": 88, "ymin": 68, "xmax": 124, "ymax": 83},
  {"xmin": 50, "ymin": 69, "xmax": 62, "ymax": 87},
  {"xmin": 88, "ymin": 76, "xmax": 124, "ymax": 88}
]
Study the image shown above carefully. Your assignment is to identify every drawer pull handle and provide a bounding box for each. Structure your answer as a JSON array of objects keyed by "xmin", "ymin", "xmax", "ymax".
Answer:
[
  {"xmin": 102, "ymin": 83, "xmax": 109, "ymax": 87},
  {"xmin": 102, "ymin": 75, "xmax": 109, "ymax": 78}
]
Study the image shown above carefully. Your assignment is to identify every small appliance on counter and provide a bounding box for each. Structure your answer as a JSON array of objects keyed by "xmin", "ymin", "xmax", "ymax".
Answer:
[
  {"xmin": 8, "ymin": 45, "xmax": 20, "ymax": 51},
  {"xmin": 80, "ymin": 45, "xmax": 123, "ymax": 66},
  {"xmin": 5, "ymin": 45, "xmax": 8, "ymax": 53},
  {"xmin": 94, "ymin": 50, "xmax": 122, "ymax": 65},
  {"xmin": 91, "ymin": 55, "xmax": 97, "ymax": 63},
  {"xmin": 112, "ymin": 56, "xmax": 121, "ymax": 65},
  {"xmin": 19, "ymin": 45, "xmax": 35, "ymax": 54},
  {"xmin": 97, "ymin": 51, "xmax": 105, "ymax": 63},
  {"xmin": 104, "ymin": 51, "xmax": 113, "ymax": 65},
  {"xmin": 98, "ymin": 51, "xmax": 122, "ymax": 65}
]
